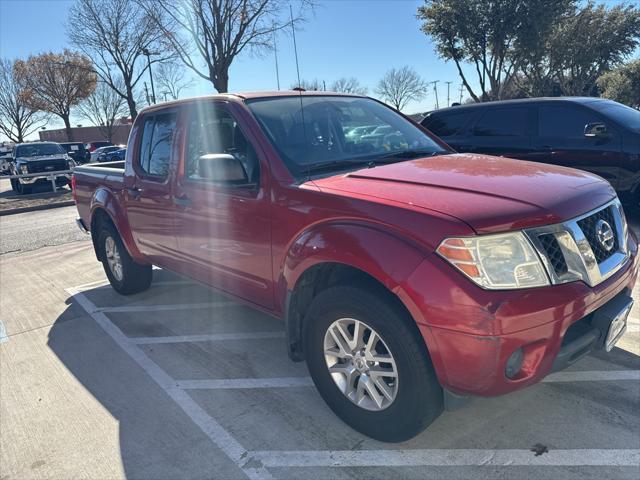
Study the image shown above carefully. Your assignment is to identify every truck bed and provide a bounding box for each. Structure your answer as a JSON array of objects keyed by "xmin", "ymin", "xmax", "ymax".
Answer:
[{"xmin": 73, "ymin": 161, "xmax": 126, "ymax": 228}]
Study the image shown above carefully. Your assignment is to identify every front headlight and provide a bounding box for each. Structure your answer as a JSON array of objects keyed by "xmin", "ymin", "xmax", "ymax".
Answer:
[
  {"xmin": 67, "ymin": 159, "xmax": 76, "ymax": 168},
  {"xmin": 437, "ymin": 232, "xmax": 550, "ymax": 290},
  {"xmin": 19, "ymin": 163, "xmax": 28, "ymax": 174}
]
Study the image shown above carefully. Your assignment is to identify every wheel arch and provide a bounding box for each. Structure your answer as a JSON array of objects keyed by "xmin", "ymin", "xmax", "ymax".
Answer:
[
  {"xmin": 89, "ymin": 187, "xmax": 145, "ymax": 263},
  {"xmin": 279, "ymin": 222, "xmax": 430, "ymax": 362}
]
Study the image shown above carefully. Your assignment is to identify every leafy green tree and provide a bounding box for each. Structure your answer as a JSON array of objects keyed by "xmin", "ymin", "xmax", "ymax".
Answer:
[
  {"xmin": 519, "ymin": 2, "xmax": 640, "ymax": 97},
  {"xmin": 417, "ymin": 0, "xmax": 572, "ymax": 101},
  {"xmin": 598, "ymin": 60, "xmax": 640, "ymax": 109}
]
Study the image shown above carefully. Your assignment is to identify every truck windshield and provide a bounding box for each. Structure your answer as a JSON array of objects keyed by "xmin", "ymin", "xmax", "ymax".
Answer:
[
  {"xmin": 15, "ymin": 143, "xmax": 65, "ymax": 157},
  {"xmin": 246, "ymin": 96, "xmax": 447, "ymax": 177},
  {"xmin": 593, "ymin": 101, "xmax": 640, "ymax": 133}
]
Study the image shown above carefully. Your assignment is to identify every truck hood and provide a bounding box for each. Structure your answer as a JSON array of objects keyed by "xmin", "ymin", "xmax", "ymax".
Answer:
[
  {"xmin": 309, "ymin": 153, "xmax": 616, "ymax": 233},
  {"xmin": 16, "ymin": 154, "xmax": 68, "ymax": 163}
]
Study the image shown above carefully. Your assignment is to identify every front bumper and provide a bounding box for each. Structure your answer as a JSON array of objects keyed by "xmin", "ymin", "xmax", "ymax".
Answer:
[
  {"xmin": 403, "ymin": 230, "xmax": 638, "ymax": 397},
  {"xmin": 19, "ymin": 174, "xmax": 71, "ymax": 185}
]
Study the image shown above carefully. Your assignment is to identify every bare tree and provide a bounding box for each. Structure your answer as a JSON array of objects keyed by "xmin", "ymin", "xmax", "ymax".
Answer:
[
  {"xmin": 15, "ymin": 50, "xmax": 97, "ymax": 141},
  {"xmin": 67, "ymin": 0, "xmax": 168, "ymax": 118},
  {"xmin": 290, "ymin": 78, "xmax": 324, "ymax": 90},
  {"xmin": 330, "ymin": 77, "xmax": 367, "ymax": 95},
  {"xmin": 79, "ymin": 81, "xmax": 129, "ymax": 142},
  {"xmin": 142, "ymin": 0, "xmax": 314, "ymax": 93},
  {"xmin": 375, "ymin": 66, "xmax": 428, "ymax": 111},
  {"xmin": 0, "ymin": 58, "xmax": 48, "ymax": 143},
  {"xmin": 155, "ymin": 62, "xmax": 195, "ymax": 100}
]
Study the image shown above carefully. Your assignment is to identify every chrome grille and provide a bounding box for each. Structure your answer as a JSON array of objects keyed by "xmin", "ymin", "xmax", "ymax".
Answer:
[
  {"xmin": 524, "ymin": 199, "xmax": 629, "ymax": 288},
  {"xmin": 576, "ymin": 206, "xmax": 619, "ymax": 263},
  {"xmin": 537, "ymin": 233, "xmax": 568, "ymax": 276}
]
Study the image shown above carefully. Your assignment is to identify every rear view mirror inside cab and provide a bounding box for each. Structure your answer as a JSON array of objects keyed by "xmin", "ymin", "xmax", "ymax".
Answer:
[{"xmin": 197, "ymin": 153, "xmax": 249, "ymax": 184}]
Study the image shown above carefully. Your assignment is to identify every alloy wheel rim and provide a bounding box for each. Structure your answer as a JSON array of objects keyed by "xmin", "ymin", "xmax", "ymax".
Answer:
[
  {"xmin": 323, "ymin": 318, "xmax": 399, "ymax": 411},
  {"xmin": 104, "ymin": 236, "xmax": 123, "ymax": 281}
]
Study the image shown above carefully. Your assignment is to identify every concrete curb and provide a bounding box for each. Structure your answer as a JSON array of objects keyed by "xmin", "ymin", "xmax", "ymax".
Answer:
[{"xmin": 0, "ymin": 200, "xmax": 75, "ymax": 217}]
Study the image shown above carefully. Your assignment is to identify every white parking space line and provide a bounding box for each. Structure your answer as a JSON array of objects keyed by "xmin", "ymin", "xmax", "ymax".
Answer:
[
  {"xmin": 177, "ymin": 377, "xmax": 314, "ymax": 390},
  {"xmin": 133, "ymin": 332, "xmax": 285, "ymax": 344},
  {"xmin": 542, "ymin": 370, "xmax": 640, "ymax": 382},
  {"xmin": 74, "ymin": 278, "xmax": 189, "ymax": 291},
  {"xmin": 175, "ymin": 370, "xmax": 640, "ymax": 391},
  {"xmin": 250, "ymin": 448, "xmax": 640, "ymax": 468},
  {"xmin": 96, "ymin": 301, "xmax": 234, "ymax": 313},
  {"xmin": 66, "ymin": 287, "xmax": 272, "ymax": 480},
  {"xmin": 0, "ymin": 319, "xmax": 7, "ymax": 343}
]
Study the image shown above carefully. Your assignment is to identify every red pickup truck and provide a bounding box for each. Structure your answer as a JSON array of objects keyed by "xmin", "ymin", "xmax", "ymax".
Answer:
[{"xmin": 73, "ymin": 92, "xmax": 638, "ymax": 442}]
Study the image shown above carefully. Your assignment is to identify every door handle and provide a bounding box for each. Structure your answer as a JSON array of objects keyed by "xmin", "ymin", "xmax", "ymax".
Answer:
[
  {"xmin": 173, "ymin": 195, "xmax": 192, "ymax": 208},
  {"xmin": 127, "ymin": 187, "xmax": 141, "ymax": 200}
]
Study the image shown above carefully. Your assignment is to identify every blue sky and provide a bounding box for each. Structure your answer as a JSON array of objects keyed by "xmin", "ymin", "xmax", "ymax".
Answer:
[{"xmin": 0, "ymin": 0, "xmax": 632, "ymax": 138}]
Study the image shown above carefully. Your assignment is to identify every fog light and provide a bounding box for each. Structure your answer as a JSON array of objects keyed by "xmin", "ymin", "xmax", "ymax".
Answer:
[{"xmin": 505, "ymin": 348, "xmax": 524, "ymax": 379}]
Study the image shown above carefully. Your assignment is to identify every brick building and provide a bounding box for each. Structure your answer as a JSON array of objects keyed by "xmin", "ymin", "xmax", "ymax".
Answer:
[{"xmin": 38, "ymin": 120, "xmax": 132, "ymax": 145}]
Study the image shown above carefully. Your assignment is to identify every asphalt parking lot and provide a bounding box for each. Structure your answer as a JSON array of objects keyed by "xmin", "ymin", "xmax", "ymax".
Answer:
[{"xmin": 1, "ymin": 220, "xmax": 639, "ymax": 479}]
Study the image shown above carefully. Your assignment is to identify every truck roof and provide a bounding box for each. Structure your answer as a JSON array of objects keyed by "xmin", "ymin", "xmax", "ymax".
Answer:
[{"xmin": 139, "ymin": 90, "xmax": 364, "ymax": 114}]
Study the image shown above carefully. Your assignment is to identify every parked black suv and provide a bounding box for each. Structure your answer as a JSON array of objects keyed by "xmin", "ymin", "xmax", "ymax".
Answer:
[
  {"xmin": 60, "ymin": 142, "xmax": 90, "ymax": 164},
  {"xmin": 9, "ymin": 142, "xmax": 75, "ymax": 194},
  {"xmin": 421, "ymin": 97, "xmax": 640, "ymax": 207}
]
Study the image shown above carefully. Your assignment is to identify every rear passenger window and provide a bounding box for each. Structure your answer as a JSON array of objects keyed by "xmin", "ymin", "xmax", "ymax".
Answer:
[
  {"xmin": 473, "ymin": 108, "xmax": 527, "ymax": 137},
  {"xmin": 538, "ymin": 105, "xmax": 599, "ymax": 138},
  {"xmin": 423, "ymin": 112, "xmax": 470, "ymax": 137},
  {"xmin": 138, "ymin": 112, "xmax": 177, "ymax": 178}
]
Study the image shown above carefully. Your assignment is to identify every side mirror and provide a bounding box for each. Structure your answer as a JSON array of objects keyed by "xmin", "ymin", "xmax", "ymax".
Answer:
[
  {"xmin": 197, "ymin": 153, "xmax": 249, "ymax": 184},
  {"xmin": 584, "ymin": 122, "xmax": 608, "ymax": 138}
]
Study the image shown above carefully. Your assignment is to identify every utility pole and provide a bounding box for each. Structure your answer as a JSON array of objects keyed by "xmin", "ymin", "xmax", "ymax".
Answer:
[
  {"xmin": 144, "ymin": 82, "xmax": 151, "ymax": 106},
  {"xmin": 142, "ymin": 48, "xmax": 156, "ymax": 104},
  {"xmin": 445, "ymin": 81, "xmax": 453, "ymax": 108},
  {"xmin": 273, "ymin": 29, "xmax": 280, "ymax": 90},
  {"xmin": 430, "ymin": 80, "xmax": 440, "ymax": 109},
  {"xmin": 459, "ymin": 83, "xmax": 464, "ymax": 104}
]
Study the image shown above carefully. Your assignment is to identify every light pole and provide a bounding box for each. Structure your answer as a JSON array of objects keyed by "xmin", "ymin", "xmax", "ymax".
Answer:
[
  {"xmin": 142, "ymin": 48, "xmax": 156, "ymax": 104},
  {"xmin": 430, "ymin": 80, "xmax": 440, "ymax": 109}
]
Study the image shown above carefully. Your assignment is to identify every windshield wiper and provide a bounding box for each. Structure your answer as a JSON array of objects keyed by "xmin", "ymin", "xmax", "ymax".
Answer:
[
  {"xmin": 375, "ymin": 149, "xmax": 448, "ymax": 162},
  {"xmin": 305, "ymin": 159, "xmax": 373, "ymax": 174}
]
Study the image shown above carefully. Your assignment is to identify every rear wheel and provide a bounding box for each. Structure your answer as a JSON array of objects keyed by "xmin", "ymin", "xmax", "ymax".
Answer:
[
  {"xmin": 98, "ymin": 221, "xmax": 152, "ymax": 295},
  {"xmin": 304, "ymin": 285, "xmax": 443, "ymax": 442}
]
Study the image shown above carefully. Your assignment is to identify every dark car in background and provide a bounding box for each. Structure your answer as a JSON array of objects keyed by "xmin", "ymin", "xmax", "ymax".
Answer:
[
  {"xmin": 60, "ymin": 142, "xmax": 90, "ymax": 164},
  {"xmin": 101, "ymin": 147, "xmax": 126, "ymax": 163},
  {"xmin": 9, "ymin": 142, "xmax": 74, "ymax": 194},
  {"xmin": 95, "ymin": 145, "xmax": 125, "ymax": 162},
  {"xmin": 421, "ymin": 98, "xmax": 640, "ymax": 207}
]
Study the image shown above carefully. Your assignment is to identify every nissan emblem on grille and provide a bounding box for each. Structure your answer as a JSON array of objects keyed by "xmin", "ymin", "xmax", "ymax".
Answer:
[{"xmin": 596, "ymin": 219, "xmax": 615, "ymax": 252}]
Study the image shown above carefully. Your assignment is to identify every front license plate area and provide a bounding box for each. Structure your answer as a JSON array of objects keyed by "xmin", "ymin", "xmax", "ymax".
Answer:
[{"xmin": 605, "ymin": 300, "xmax": 633, "ymax": 352}]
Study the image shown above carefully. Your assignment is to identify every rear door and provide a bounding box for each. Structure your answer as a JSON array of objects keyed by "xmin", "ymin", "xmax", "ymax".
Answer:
[
  {"xmin": 124, "ymin": 110, "xmax": 182, "ymax": 266},
  {"xmin": 465, "ymin": 106, "xmax": 535, "ymax": 159},
  {"xmin": 172, "ymin": 101, "xmax": 273, "ymax": 308},
  {"xmin": 533, "ymin": 103, "xmax": 623, "ymax": 188}
]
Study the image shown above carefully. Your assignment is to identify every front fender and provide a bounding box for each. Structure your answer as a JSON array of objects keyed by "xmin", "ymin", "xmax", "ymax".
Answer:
[
  {"xmin": 90, "ymin": 187, "xmax": 146, "ymax": 263},
  {"xmin": 279, "ymin": 221, "xmax": 428, "ymax": 317}
]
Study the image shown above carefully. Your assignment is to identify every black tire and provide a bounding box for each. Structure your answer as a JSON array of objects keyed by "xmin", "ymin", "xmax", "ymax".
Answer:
[
  {"xmin": 97, "ymin": 221, "xmax": 152, "ymax": 295},
  {"xmin": 303, "ymin": 285, "xmax": 443, "ymax": 442},
  {"xmin": 14, "ymin": 180, "xmax": 32, "ymax": 195},
  {"xmin": 10, "ymin": 178, "xmax": 18, "ymax": 192}
]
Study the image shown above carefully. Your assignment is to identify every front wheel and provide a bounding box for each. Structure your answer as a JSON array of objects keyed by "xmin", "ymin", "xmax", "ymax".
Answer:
[
  {"xmin": 304, "ymin": 285, "xmax": 443, "ymax": 442},
  {"xmin": 98, "ymin": 222, "xmax": 152, "ymax": 295}
]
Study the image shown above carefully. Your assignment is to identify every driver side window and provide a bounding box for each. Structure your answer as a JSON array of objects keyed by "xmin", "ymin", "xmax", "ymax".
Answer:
[{"xmin": 186, "ymin": 105, "xmax": 259, "ymax": 184}]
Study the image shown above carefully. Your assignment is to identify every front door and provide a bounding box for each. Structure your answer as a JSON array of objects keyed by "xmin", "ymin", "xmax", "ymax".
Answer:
[
  {"xmin": 173, "ymin": 101, "xmax": 273, "ymax": 308},
  {"xmin": 533, "ymin": 104, "xmax": 623, "ymax": 188}
]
